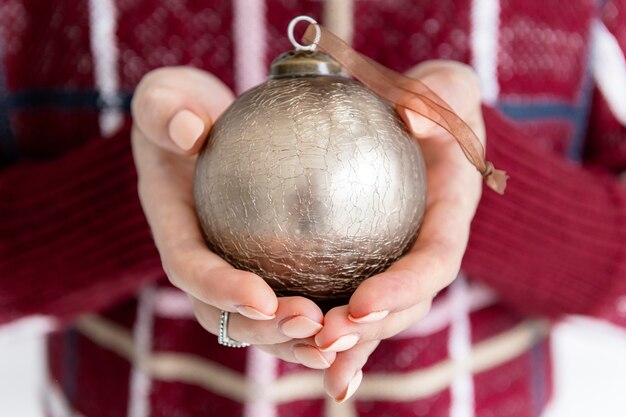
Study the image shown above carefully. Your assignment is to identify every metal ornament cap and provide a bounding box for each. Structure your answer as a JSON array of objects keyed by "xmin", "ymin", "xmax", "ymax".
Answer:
[
  {"xmin": 269, "ymin": 50, "xmax": 347, "ymax": 79},
  {"xmin": 218, "ymin": 311, "xmax": 251, "ymax": 348}
]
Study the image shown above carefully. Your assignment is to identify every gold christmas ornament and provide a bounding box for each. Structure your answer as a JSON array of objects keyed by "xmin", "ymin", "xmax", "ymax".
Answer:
[
  {"xmin": 194, "ymin": 16, "xmax": 507, "ymax": 303},
  {"xmin": 194, "ymin": 18, "xmax": 427, "ymax": 302}
]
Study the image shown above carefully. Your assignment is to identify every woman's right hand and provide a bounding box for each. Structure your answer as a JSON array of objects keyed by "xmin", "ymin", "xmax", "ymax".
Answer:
[{"xmin": 131, "ymin": 67, "xmax": 334, "ymax": 369}]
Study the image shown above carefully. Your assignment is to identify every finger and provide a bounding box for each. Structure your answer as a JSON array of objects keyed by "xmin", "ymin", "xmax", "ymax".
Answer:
[
  {"xmin": 162, "ymin": 229, "xmax": 278, "ymax": 318},
  {"xmin": 192, "ymin": 296, "xmax": 324, "ymax": 345},
  {"xmin": 131, "ymin": 66, "xmax": 234, "ymax": 154},
  {"xmin": 133, "ymin": 128, "xmax": 278, "ymax": 319},
  {"xmin": 346, "ymin": 196, "xmax": 471, "ymax": 320},
  {"xmin": 346, "ymin": 170, "xmax": 477, "ymax": 320},
  {"xmin": 346, "ymin": 211, "xmax": 470, "ymax": 323},
  {"xmin": 257, "ymin": 339, "xmax": 337, "ymax": 370},
  {"xmin": 400, "ymin": 60, "xmax": 483, "ymax": 141},
  {"xmin": 347, "ymin": 175, "xmax": 474, "ymax": 319},
  {"xmin": 133, "ymin": 125, "xmax": 278, "ymax": 318},
  {"xmin": 324, "ymin": 340, "xmax": 379, "ymax": 402},
  {"xmin": 175, "ymin": 257, "xmax": 277, "ymax": 319},
  {"xmin": 347, "ymin": 62, "xmax": 485, "ymax": 322},
  {"xmin": 314, "ymin": 302, "xmax": 431, "ymax": 351}
]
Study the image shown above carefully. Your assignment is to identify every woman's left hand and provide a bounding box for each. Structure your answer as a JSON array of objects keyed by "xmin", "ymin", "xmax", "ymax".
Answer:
[{"xmin": 316, "ymin": 60, "xmax": 486, "ymax": 402}]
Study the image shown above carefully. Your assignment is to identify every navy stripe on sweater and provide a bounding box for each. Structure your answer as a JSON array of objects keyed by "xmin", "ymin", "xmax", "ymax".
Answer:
[
  {"xmin": 5, "ymin": 89, "xmax": 595, "ymax": 162},
  {"xmin": 7, "ymin": 90, "xmax": 133, "ymax": 111},
  {"xmin": 0, "ymin": 36, "xmax": 16, "ymax": 164}
]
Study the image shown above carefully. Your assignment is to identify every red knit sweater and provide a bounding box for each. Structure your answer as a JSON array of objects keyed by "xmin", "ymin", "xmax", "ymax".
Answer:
[{"xmin": 0, "ymin": 1, "xmax": 625, "ymax": 416}]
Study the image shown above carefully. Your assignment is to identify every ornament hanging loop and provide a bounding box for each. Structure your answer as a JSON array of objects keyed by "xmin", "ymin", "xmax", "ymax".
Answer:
[{"xmin": 288, "ymin": 16, "xmax": 320, "ymax": 51}]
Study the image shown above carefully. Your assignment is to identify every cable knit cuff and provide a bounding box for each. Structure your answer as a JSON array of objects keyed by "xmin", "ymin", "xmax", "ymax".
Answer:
[
  {"xmin": 463, "ymin": 107, "xmax": 626, "ymax": 326},
  {"xmin": 0, "ymin": 123, "xmax": 164, "ymax": 327}
]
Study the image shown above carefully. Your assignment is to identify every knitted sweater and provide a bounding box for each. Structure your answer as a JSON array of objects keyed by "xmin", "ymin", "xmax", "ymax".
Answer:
[{"xmin": 0, "ymin": 1, "xmax": 625, "ymax": 416}]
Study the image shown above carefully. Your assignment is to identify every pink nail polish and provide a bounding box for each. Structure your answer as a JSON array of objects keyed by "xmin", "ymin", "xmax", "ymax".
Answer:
[
  {"xmin": 280, "ymin": 316, "xmax": 323, "ymax": 338},
  {"xmin": 236, "ymin": 305, "xmax": 275, "ymax": 320},
  {"xmin": 168, "ymin": 109, "xmax": 205, "ymax": 150},
  {"xmin": 402, "ymin": 110, "xmax": 436, "ymax": 137},
  {"xmin": 293, "ymin": 344, "xmax": 331, "ymax": 369},
  {"xmin": 336, "ymin": 370, "xmax": 363, "ymax": 403},
  {"xmin": 348, "ymin": 310, "xmax": 389, "ymax": 324},
  {"xmin": 319, "ymin": 334, "xmax": 359, "ymax": 352}
]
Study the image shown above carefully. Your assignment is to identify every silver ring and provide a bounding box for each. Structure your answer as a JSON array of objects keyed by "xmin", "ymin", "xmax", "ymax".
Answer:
[
  {"xmin": 287, "ymin": 15, "xmax": 320, "ymax": 51},
  {"xmin": 218, "ymin": 311, "xmax": 250, "ymax": 348}
]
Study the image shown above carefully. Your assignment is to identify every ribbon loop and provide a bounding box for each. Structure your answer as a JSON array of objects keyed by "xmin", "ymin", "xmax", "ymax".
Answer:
[{"xmin": 302, "ymin": 23, "xmax": 508, "ymax": 195}]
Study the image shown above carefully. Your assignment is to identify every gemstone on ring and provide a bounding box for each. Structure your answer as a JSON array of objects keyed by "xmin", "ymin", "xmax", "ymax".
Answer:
[{"xmin": 218, "ymin": 310, "xmax": 251, "ymax": 348}]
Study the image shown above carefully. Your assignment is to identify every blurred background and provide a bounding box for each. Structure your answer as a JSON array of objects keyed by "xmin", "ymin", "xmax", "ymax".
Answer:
[{"xmin": 2, "ymin": 317, "xmax": 626, "ymax": 417}]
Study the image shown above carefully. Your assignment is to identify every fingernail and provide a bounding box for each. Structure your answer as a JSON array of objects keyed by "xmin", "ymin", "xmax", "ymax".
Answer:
[
  {"xmin": 319, "ymin": 334, "xmax": 359, "ymax": 352},
  {"xmin": 236, "ymin": 305, "xmax": 275, "ymax": 320},
  {"xmin": 410, "ymin": 120, "xmax": 435, "ymax": 136},
  {"xmin": 348, "ymin": 310, "xmax": 389, "ymax": 324},
  {"xmin": 336, "ymin": 370, "xmax": 363, "ymax": 403},
  {"xmin": 280, "ymin": 316, "xmax": 323, "ymax": 338},
  {"xmin": 293, "ymin": 344, "xmax": 331, "ymax": 369},
  {"xmin": 168, "ymin": 109, "xmax": 205, "ymax": 150},
  {"xmin": 402, "ymin": 110, "xmax": 436, "ymax": 136}
]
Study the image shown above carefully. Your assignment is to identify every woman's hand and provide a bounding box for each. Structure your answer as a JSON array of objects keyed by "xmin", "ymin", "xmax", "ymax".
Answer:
[
  {"xmin": 131, "ymin": 67, "xmax": 329, "ymax": 363},
  {"xmin": 316, "ymin": 60, "xmax": 486, "ymax": 402},
  {"xmin": 131, "ymin": 61, "xmax": 485, "ymax": 400}
]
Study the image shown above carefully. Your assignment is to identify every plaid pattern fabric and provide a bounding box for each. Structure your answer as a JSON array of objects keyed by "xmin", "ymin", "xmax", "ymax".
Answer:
[
  {"xmin": 1, "ymin": 0, "xmax": 625, "ymax": 416},
  {"xmin": 46, "ymin": 280, "xmax": 550, "ymax": 417}
]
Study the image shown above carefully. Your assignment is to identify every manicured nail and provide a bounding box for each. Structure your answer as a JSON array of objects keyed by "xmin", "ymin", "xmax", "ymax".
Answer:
[
  {"xmin": 293, "ymin": 344, "xmax": 331, "ymax": 369},
  {"xmin": 348, "ymin": 310, "xmax": 389, "ymax": 324},
  {"xmin": 280, "ymin": 316, "xmax": 323, "ymax": 338},
  {"xmin": 319, "ymin": 334, "xmax": 359, "ymax": 352},
  {"xmin": 168, "ymin": 109, "xmax": 205, "ymax": 150},
  {"xmin": 236, "ymin": 305, "xmax": 275, "ymax": 320},
  {"xmin": 336, "ymin": 370, "xmax": 363, "ymax": 403},
  {"xmin": 402, "ymin": 109, "xmax": 436, "ymax": 136}
]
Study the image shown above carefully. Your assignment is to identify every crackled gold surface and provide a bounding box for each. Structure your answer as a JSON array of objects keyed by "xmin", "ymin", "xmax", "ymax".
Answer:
[{"xmin": 194, "ymin": 76, "xmax": 426, "ymax": 301}]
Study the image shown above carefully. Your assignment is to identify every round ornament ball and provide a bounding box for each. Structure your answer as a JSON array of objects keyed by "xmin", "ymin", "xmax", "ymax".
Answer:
[{"xmin": 194, "ymin": 50, "xmax": 427, "ymax": 303}]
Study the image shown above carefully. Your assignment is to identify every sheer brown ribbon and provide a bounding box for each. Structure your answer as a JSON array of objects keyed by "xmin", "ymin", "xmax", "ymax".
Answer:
[{"xmin": 303, "ymin": 24, "xmax": 508, "ymax": 195}]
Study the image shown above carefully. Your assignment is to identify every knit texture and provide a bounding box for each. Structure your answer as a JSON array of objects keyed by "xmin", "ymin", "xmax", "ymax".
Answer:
[
  {"xmin": 0, "ymin": 0, "xmax": 624, "ymax": 416},
  {"xmin": 0, "ymin": 121, "xmax": 164, "ymax": 326},
  {"xmin": 466, "ymin": 106, "xmax": 626, "ymax": 327}
]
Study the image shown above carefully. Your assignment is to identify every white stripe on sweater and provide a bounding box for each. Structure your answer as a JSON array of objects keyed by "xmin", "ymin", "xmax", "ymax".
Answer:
[
  {"xmin": 470, "ymin": 0, "xmax": 500, "ymax": 104},
  {"xmin": 592, "ymin": 20, "xmax": 626, "ymax": 126},
  {"xmin": 153, "ymin": 287, "xmax": 194, "ymax": 318},
  {"xmin": 232, "ymin": 2, "xmax": 277, "ymax": 416},
  {"xmin": 127, "ymin": 286, "xmax": 157, "ymax": 417},
  {"xmin": 244, "ymin": 347, "xmax": 279, "ymax": 417},
  {"xmin": 324, "ymin": 396, "xmax": 358, "ymax": 417},
  {"xmin": 448, "ymin": 275, "xmax": 475, "ymax": 417},
  {"xmin": 321, "ymin": 4, "xmax": 358, "ymax": 414},
  {"xmin": 323, "ymin": 0, "xmax": 354, "ymax": 46},
  {"xmin": 233, "ymin": 0, "xmax": 267, "ymax": 94},
  {"xmin": 88, "ymin": 0, "xmax": 122, "ymax": 136},
  {"xmin": 392, "ymin": 283, "xmax": 497, "ymax": 339},
  {"xmin": 0, "ymin": 315, "xmax": 58, "ymax": 345},
  {"xmin": 46, "ymin": 381, "xmax": 85, "ymax": 417}
]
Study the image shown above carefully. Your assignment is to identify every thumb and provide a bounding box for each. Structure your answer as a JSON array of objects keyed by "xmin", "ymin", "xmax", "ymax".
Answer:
[
  {"xmin": 400, "ymin": 60, "xmax": 483, "ymax": 141},
  {"xmin": 131, "ymin": 66, "xmax": 235, "ymax": 154}
]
